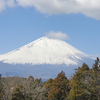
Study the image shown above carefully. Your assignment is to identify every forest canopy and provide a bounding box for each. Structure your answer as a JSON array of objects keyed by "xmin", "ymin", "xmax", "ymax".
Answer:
[{"xmin": 0, "ymin": 57, "xmax": 100, "ymax": 100}]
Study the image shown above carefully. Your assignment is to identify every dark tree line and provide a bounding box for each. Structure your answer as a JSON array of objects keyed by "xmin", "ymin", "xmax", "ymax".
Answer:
[
  {"xmin": 43, "ymin": 57, "xmax": 100, "ymax": 100},
  {"xmin": 0, "ymin": 57, "xmax": 100, "ymax": 100}
]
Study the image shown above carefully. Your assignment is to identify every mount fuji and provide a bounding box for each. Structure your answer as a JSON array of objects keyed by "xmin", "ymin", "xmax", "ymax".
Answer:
[{"xmin": 0, "ymin": 37, "xmax": 93, "ymax": 79}]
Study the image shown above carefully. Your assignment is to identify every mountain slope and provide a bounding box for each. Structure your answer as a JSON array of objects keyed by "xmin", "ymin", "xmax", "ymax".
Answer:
[
  {"xmin": 0, "ymin": 37, "xmax": 94, "ymax": 79},
  {"xmin": 0, "ymin": 37, "xmax": 88, "ymax": 65}
]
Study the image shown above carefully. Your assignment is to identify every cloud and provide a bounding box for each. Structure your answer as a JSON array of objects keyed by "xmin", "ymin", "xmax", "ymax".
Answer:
[
  {"xmin": 0, "ymin": 0, "xmax": 5, "ymax": 12},
  {"xmin": 6, "ymin": 0, "xmax": 15, "ymax": 7},
  {"xmin": 88, "ymin": 54, "xmax": 100, "ymax": 60},
  {"xmin": 1, "ymin": 0, "xmax": 100, "ymax": 20},
  {"xmin": 0, "ymin": 0, "xmax": 15, "ymax": 13},
  {"xmin": 45, "ymin": 31, "xmax": 70, "ymax": 40},
  {"xmin": 16, "ymin": 0, "xmax": 100, "ymax": 20}
]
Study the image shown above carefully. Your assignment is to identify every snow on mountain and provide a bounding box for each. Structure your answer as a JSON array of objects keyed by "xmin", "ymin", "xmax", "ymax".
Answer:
[
  {"xmin": 0, "ymin": 37, "xmax": 94, "ymax": 79},
  {"xmin": 0, "ymin": 37, "xmax": 88, "ymax": 65}
]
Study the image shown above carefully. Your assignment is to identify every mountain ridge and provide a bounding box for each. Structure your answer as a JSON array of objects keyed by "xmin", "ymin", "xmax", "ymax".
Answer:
[
  {"xmin": 0, "ymin": 37, "xmax": 94, "ymax": 79},
  {"xmin": 0, "ymin": 37, "xmax": 88, "ymax": 65}
]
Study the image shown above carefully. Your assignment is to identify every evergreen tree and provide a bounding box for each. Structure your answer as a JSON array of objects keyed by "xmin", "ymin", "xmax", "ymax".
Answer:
[
  {"xmin": 42, "ymin": 78, "xmax": 54, "ymax": 99},
  {"xmin": 67, "ymin": 63, "xmax": 89, "ymax": 100},
  {"xmin": 86, "ymin": 57, "xmax": 100, "ymax": 100},
  {"xmin": 44, "ymin": 78, "xmax": 53, "ymax": 90},
  {"xmin": 48, "ymin": 71, "xmax": 69, "ymax": 100},
  {"xmin": 92, "ymin": 57, "xmax": 100, "ymax": 85}
]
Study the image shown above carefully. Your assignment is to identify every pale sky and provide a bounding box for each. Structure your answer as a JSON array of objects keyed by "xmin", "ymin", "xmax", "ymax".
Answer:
[{"xmin": 0, "ymin": 0, "xmax": 100, "ymax": 58}]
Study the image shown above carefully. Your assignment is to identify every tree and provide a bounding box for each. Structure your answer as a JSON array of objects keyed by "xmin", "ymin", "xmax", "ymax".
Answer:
[
  {"xmin": 44, "ymin": 78, "xmax": 53, "ymax": 90},
  {"xmin": 67, "ymin": 63, "xmax": 90, "ymax": 100},
  {"xmin": 92, "ymin": 57, "xmax": 100, "ymax": 72},
  {"xmin": 0, "ymin": 84, "xmax": 4, "ymax": 100},
  {"xmin": 48, "ymin": 71, "xmax": 69, "ymax": 100},
  {"xmin": 11, "ymin": 84, "xmax": 24, "ymax": 100},
  {"xmin": 42, "ymin": 78, "xmax": 54, "ymax": 99},
  {"xmin": 2, "ymin": 76, "xmax": 27, "ymax": 100},
  {"xmin": 11, "ymin": 83, "xmax": 33, "ymax": 100},
  {"xmin": 87, "ymin": 57, "xmax": 100, "ymax": 100},
  {"xmin": 24, "ymin": 76, "xmax": 34, "ymax": 98},
  {"xmin": 92, "ymin": 57, "xmax": 100, "ymax": 85}
]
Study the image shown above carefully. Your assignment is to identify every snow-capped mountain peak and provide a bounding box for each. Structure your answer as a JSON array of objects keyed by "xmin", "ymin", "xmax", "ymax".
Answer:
[{"xmin": 0, "ymin": 37, "xmax": 87, "ymax": 65}]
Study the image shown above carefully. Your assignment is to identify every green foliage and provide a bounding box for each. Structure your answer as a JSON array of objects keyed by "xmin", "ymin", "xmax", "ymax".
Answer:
[
  {"xmin": 44, "ymin": 78, "xmax": 53, "ymax": 90},
  {"xmin": 0, "ymin": 84, "xmax": 4, "ymax": 100},
  {"xmin": 93, "ymin": 57, "xmax": 100, "ymax": 72},
  {"xmin": 27, "ymin": 76, "xmax": 34, "ymax": 82},
  {"xmin": 67, "ymin": 63, "xmax": 89, "ymax": 100},
  {"xmin": 1, "ymin": 58, "xmax": 100, "ymax": 100},
  {"xmin": 86, "ymin": 57, "xmax": 100, "ymax": 100},
  {"xmin": 1, "ymin": 76, "xmax": 44, "ymax": 100},
  {"xmin": 48, "ymin": 71, "xmax": 69, "ymax": 100},
  {"xmin": 11, "ymin": 84, "xmax": 24, "ymax": 100},
  {"xmin": 67, "ymin": 59, "xmax": 100, "ymax": 100},
  {"xmin": 42, "ymin": 78, "xmax": 54, "ymax": 99}
]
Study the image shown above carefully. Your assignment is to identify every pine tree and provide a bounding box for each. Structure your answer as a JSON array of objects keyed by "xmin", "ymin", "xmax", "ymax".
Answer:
[
  {"xmin": 86, "ymin": 57, "xmax": 100, "ymax": 100},
  {"xmin": 93, "ymin": 57, "xmax": 99, "ymax": 71},
  {"xmin": 44, "ymin": 78, "xmax": 53, "ymax": 90},
  {"xmin": 42, "ymin": 78, "xmax": 54, "ymax": 99},
  {"xmin": 67, "ymin": 63, "xmax": 89, "ymax": 100},
  {"xmin": 48, "ymin": 71, "xmax": 69, "ymax": 100}
]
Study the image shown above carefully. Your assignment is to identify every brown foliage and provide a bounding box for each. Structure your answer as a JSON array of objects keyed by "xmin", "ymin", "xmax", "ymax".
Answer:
[{"xmin": 48, "ymin": 71, "xmax": 69, "ymax": 100}]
